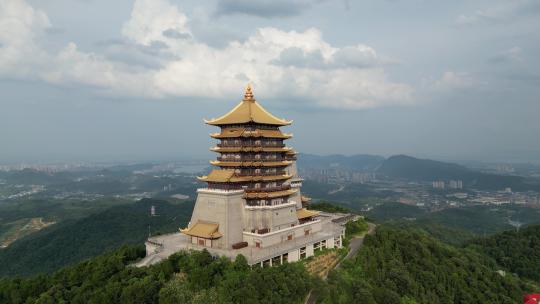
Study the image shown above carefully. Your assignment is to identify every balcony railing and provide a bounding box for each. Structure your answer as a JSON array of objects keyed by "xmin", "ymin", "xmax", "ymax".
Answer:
[
  {"xmin": 217, "ymin": 143, "xmax": 285, "ymax": 148},
  {"xmin": 246, "ymin": 199, "xmax": 290, "ymax": 207},
  {"xmin": 216, "ymin": 157, "xmax": 285, "ymax": 162},
  {"xmin": 244, "ymin": 184, "xmax": 291, "ymax": 193},
  {"xmin": 235, "ymin": 171, "xmax": 287, "ymax": 176}
]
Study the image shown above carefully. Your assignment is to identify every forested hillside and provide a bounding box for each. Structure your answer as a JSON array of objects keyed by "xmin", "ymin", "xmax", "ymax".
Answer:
[
  {"xmin": 0, "ymin": 199, "xmax": 193, "ymax": 277},
  {"xmin": 1, "ymin": 224, "xmax": 538, "ymax": 303},
  {"xmin": 0, "ymin": 246, "xmax": 312, "ymax": 304},
  {"xmin": 319, "ymin": 226, "xmax": 534, "ymax": 303},
  {"xmin": 386, "ymin": 220, "xmax": 477, "ymax": 246},
  {"xmin": 365, "ymin": 202, "xmax": 540, "ymax": 236},
  {"xmin": 468, "ymin": 225, "xmax": 540, "ymax": 282}
]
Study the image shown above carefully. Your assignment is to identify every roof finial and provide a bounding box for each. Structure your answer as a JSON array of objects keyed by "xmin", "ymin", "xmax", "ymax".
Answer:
[{"xmin": 243, "ymin": 83, "xmax": 254, "ymax": 101}]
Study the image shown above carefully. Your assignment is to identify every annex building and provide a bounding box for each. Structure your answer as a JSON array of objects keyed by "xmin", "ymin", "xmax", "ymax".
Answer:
[{"xmin": 138, "ymin": 86, "xmax": 351, "ymax": 267}]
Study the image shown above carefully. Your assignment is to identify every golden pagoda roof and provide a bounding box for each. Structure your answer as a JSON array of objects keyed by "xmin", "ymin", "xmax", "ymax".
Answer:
[
  {"xmin": 198, "ymin": 169, "xmax": 291, "ymax": 183},
  {"xmin": 285, "ymin": 149, "xmax": 298, "ymax": 155},
  {"xmin": 244, "ymin": 188, "xmax": 298, "ymax": 199},
  {"xmin": 198, "ymin": 169, "xmax": 235, "ymax": 182},
  {"xmin": 205, "ymin": 85, "xmax": 292, "ymax": 126},
  {"xmin": 210, "ymin": 160, "xmax": 292, "ymax": 167},
  {"xmin": 180, "ymin": 221, "xmax": 222, "ymax": 239},
  {"xmin": 210, "ymin": 128, "xmax": 292, "ymax": 139},
  {"xmin": 296, "ymin": 208, "xmax": 320, "ymax": 220},
  {"xmin": 210, "ymin": 146, "xmax": 293, "ymax": 153}
]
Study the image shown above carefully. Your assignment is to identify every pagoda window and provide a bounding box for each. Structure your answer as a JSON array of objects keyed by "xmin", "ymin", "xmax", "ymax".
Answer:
[
  {"xmin": 255, "ymin": 168, "xmax": 261, "ymax": 174},
  {"xmin": 255, "ymin": 154, "xmax": 261, "ymax": 159},
  {"xmin": 255, "ymin": 183, "xmax": 261, "ymax": 188},
  {"xmin": 235, "ymin": 154, "xmax": 241, "ymax": 160},
  {"xmin": 235, "ymin": 169, "xmax": 241, "ymax": 174}
]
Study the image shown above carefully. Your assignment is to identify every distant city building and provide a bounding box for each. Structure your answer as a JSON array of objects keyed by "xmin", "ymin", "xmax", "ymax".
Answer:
[
  {"xmin": 448, "ymin": 180, "xmax": 463, "ymax": 189},
  {"xmin": 432, "ymin": 181, "xmax": 445, "ymax": 189}
]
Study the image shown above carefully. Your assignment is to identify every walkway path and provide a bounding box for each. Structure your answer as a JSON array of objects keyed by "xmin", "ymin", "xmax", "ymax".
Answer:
[
  {"xmin": 305, "ymin": 222, "xmax": 377, "ymax": 304},
  {"xmin": 337, "ymin": 222, "xmax": 376, "ymax": 267}
]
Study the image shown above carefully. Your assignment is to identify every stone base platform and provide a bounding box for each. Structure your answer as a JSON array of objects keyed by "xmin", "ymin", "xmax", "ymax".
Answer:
[{"xmin": 135, "ymin": 212, "xmax": 358, "ymax": 267}]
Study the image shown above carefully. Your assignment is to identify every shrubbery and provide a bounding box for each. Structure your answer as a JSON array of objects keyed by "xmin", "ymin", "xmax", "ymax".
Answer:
[{"xmin": 0, "ymin": 246, "xmax": 312, "ymax": 304}]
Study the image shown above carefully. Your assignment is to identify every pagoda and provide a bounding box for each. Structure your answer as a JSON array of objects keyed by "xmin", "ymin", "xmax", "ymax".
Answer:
[{"xmin": 173, "ymin": 85, "xmax": 346, "ymax": 265}]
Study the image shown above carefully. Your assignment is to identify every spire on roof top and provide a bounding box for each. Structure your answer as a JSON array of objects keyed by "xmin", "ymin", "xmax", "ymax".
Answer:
[{"xmin": 243, "ymin": 84, "xmax": 254, "ymax": 101}]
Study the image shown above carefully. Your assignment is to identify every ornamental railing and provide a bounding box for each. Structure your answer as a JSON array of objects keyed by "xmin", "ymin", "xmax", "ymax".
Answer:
[
  {"xmin": 216, "ymin": 143, "xmax": 285, "ymax": 148},
  {"xmin": 235, "ymin": 170, "xmax": 287, "ymax": 176},
  {"xmin": 245, "ymin": 199, "xmax": 290, "ymax": 207},
  {"xmin": 244, "ymin": 184, "xmax": 291, "ymax": 193},
  {"xmin": 216, "ymin": 156, "xmax": 285, "ymax": 162}
]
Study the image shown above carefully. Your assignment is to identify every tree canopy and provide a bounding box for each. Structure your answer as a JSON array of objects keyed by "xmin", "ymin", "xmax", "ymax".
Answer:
[
  {"xmin": 0, "ymin": 247, "xmax": 312, "ymax": 304},
  {"xmin": 319, "ymin": 226, "xmax": 533, "ymax": 304}
]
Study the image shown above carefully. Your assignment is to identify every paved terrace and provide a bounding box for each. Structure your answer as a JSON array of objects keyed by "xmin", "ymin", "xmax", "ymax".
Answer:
[{"xmin": 135, "ymin": 213, "xmax": 350, "ymax": 267}]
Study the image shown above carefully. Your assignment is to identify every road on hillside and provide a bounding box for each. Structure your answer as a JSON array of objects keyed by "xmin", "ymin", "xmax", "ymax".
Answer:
[
  {"xmin": 305, "ymin": 223, "xmax": 377, "ymax": 304},
  {"xmin": 340, "ymin": 222, "xmax": 377, "ymax": 265}
]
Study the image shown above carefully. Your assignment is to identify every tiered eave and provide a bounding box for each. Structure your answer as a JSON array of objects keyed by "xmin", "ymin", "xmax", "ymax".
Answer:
[{"xmin": 199, "ymin": 85, "xmax": 297, "ymax": 207}]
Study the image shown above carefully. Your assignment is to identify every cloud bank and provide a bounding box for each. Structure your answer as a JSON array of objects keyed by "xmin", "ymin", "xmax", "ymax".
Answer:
[
  {"xmin": 456, "ymin": 0, "xmax": 540, "ymax": 26},
  {"xmin": 215, "ymin": 0, "xmax": 315, "ymax": 18},
  {"xmin": 0, "ymin": 0, "xmax": 413, "ymax": 109}
]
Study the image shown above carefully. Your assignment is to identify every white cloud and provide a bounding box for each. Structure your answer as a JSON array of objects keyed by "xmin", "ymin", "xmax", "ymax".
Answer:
[
  {"xmin": 272, "ymin": 44, "xmax": 385, "ymax": 69},
  {"xmin": 489, "ymin": 46, "xmax": 523, "ymax": 64},
  {"xmin": 0, "ymin": 0, "xmax": 413, "ymax": 110},
  {"xmin": 44, "ymin": 43, "xmax": 158, "ymax": 96},
  {"xmin": 0, "ymin": 0, "xmax": 50, "ymax": 79},
  {"xmin": 121, "ymin": 0, "xmax": 191, "ymax": 46},
  {"xmin": 456, "ymin": 0, "xmax": 540, "ymax": 26},
  {"xmin": 215, "ymin": 0, "xmax": 314, "ymax": 18},
  {"xmin": 433, "ymin": 72, "xmax": 477, "ymax": 91}
]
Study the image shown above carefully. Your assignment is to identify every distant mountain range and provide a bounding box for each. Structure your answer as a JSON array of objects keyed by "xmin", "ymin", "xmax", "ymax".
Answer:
[
  {"xmin": 377, "ymin": 155, "xmax": 540, "ymax": 191},
  {"xmin": 299, "ymin": 153, "xmax": 540, "ymax": 191},
  {"xmin": 297, "ymin": 153, "xmax": 384, "ymax": 171}
]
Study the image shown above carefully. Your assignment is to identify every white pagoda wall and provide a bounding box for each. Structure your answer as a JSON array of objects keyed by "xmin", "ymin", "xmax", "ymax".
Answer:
[
  {"xmin": 243, "ymin": 202, "xmax": 298, "ymax": 232},
  {"xmin": 189, "ymin": 189, "xmax": 245, "ymax": 249},
  {"xmin": 242, "ymin": 219, "xmax": 322, "ymax": 248}
]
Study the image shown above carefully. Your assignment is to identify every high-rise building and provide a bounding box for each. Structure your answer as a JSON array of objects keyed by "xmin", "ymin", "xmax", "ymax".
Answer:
[
  {"xmin": 448, "ymin": 180, "xmax": 463, "ymax": 189},
  {"xmin": 432, "ymin": 181, "xmax": 445, "ymax": 189},
  {"xmin": 139, "ymin": 85, "xmax": 348, "ymax": 267}
]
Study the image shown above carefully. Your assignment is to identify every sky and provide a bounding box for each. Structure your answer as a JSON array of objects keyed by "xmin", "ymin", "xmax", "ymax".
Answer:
[{"xmin": 1, "ymin": 0, "xmax": 539, "ymax": 164}]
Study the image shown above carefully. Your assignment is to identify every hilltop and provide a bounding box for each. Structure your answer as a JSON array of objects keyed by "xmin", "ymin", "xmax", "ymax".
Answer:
[{"xmin": 1, "ymin": 224, "xmax": 538, "ymax": 303}]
